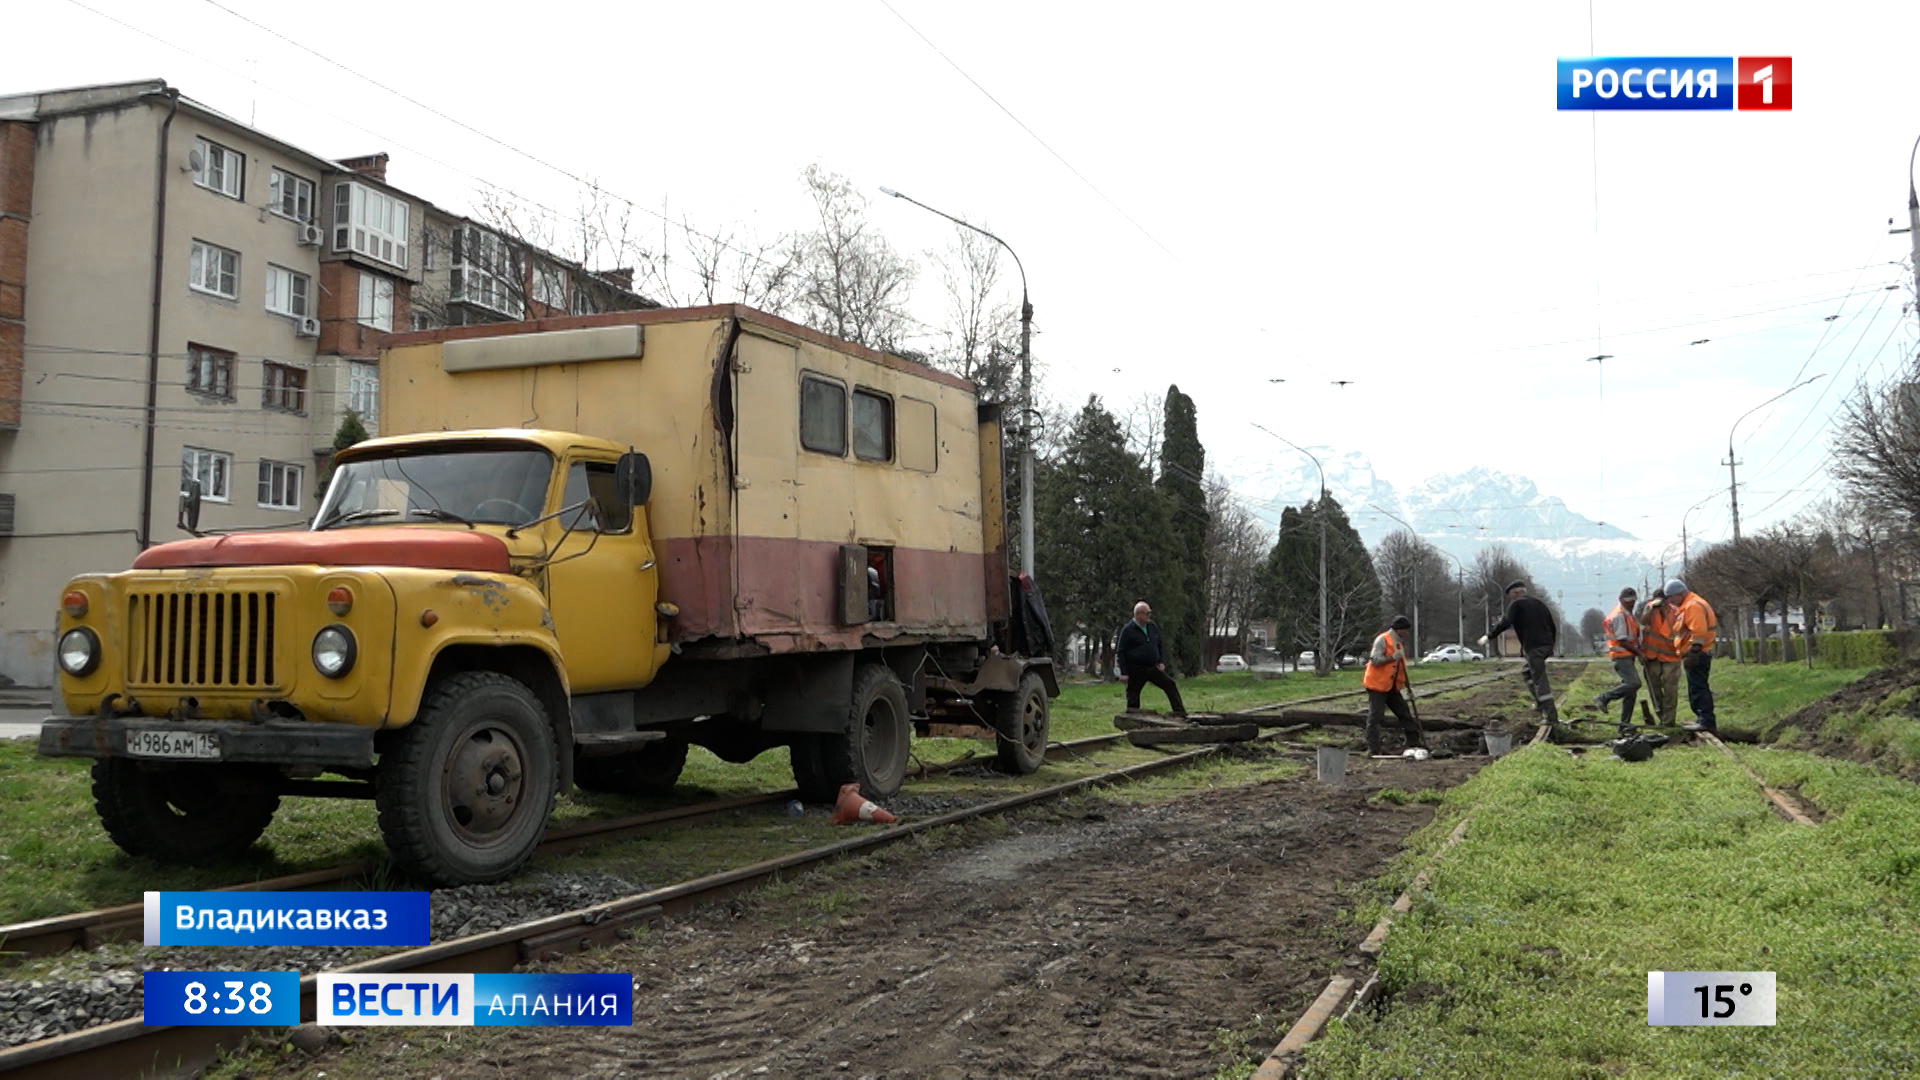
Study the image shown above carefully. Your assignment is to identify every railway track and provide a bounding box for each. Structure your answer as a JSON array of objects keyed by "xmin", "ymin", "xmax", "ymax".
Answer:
[
  {"xmin": 0, "ymin": 729, "xmax": 1289, "ymax": 1079},
  {"xmin": 0, "ymin": 734, "xmax": 1130, "ymax": 968}
]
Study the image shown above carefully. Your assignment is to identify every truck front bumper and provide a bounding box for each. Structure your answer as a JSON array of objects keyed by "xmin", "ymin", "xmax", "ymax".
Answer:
[{"xmin": 38, "ymin": 716, "xmax": 377, "ymax": 769}]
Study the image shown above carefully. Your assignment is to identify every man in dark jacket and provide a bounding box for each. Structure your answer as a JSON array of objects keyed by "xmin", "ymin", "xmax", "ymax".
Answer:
[
  {"xmin": 1487, "ymin": 580, "xmax": 1559, "ymax": 721},
  {"xmin": 1118, "ymin": 601, "xmax": 1186, "ymax": 715}
]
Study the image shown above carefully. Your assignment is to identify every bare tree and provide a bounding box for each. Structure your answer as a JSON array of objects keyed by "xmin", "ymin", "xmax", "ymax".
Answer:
[
  {"xmin": 1119, "ymin": 390, "xmax": 1165, "ymax": 472},
  {"xmin": 1204, "ymin": 480, "xmax": 1270, "ymax": 656},
  {"xmin": 791, "ymin": 165, "xmax": 916, "ymax": 350},
  {"xmin": 1835, "ymin": 378, "xmax": 1920, "ymax": 523},
  {"xmin": 1373, "ymin": 530, "xmax": 1453, "ymax": 654},
  {"xmin": 928, "ymin": 224, "xmax": 1020, "ymax": 402}
]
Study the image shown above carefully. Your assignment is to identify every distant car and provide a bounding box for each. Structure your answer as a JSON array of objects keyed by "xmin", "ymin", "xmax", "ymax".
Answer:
[
  {"xmin": 1216, "ymin": 654, "xmax": 1248, "ymax": 672},
  {"xmin": 1422, "ymin": 645, "xmax": 1482, "ymax": 663},
  {"xmin": 1338, "ymin": 653, "xmax": 1362, "ymax": 668}
]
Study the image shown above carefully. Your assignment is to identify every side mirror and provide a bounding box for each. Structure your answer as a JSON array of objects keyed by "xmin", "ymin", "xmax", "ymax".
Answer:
[
  {"xmin": 614, "ymin": 451, "xmax": 651, "ymax": 507},
  {"xmin": 177, "ymin": 480, "xmax": 203, "ymax": 535}
]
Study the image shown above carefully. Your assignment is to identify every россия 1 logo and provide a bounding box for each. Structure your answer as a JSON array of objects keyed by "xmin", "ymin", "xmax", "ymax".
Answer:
[{"xmin": 1557, "ymin": 57, "xmax": 1791, "ymax": 111}]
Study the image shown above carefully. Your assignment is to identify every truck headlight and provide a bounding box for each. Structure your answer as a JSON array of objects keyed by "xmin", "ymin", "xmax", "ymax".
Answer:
[
  {"xmin": 312, "ymin": 625, "xmax": 357, "ymax": 678},
  {"xmin": 58, "ymin": 628, "xmax": 100, "ymax": 677}
]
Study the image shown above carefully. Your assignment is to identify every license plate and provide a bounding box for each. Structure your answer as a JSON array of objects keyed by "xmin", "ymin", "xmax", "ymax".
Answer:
[{"xmin": 125, "ymin": 729, "xmax": 222, "ymax": 760}]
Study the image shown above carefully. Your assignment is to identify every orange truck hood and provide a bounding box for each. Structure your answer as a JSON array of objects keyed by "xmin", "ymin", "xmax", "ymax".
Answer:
[{"xmin": 132, "ymin": 528, "xmax": 512, "ymax": 574}]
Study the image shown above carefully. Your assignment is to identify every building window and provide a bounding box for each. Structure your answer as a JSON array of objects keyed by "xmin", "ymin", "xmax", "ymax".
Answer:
[
  {"xmin": 570, "ymin": 285, "xmax": 601, "ymax": 316},
  {"xmin": 799, "ymin": 374, "xmax": 847, "ymax": 456},
  {"xmin": 193, "ymin": 139, "xmax": 243, "ymax": 199},
  {"xmin": 450, "ymin": 226, "xmax": 523, "ymax": 317},
  {"xmin": 264, "ymin": 264, "xmax": 311, "ymax": 318},
  {"xmin": 181, "ymin": 447, "xmax": 232, "ymax": 503},
  {"xmin": 189, "ymin": 240, "xmax": 239, "ymax": 299},
  {"xmin": 185, "ymin": 344, "xmax": 235, "ymax": 400},
  {"xmin": 262, "ymin": 362, "xmax": 308, "ymax": 413},
  {"xmin": 269, "ymin": 168, "xmax": 315, "ymax": 221},
  {"xmin": 257, "ymin": 460, "xmax": 304, "ymax": 510},
  {"xmin": 897, "ymin": 396, "xmax": 938, "ymax": 472},
  {"xmin": 332, "ymin": 181, "xmax": 410, "ymax": 268},
  {"xmin": 357, "ymin": 273, "xmax": 394, "ymax": 331},
  {"xmin": 852, "ymin": 388, "xmax": 893, "ymax": 463},
  {"xmin": 421, "ymin": 228, "xmax": 437, "ymax": 271},
  {"xmin": 348, "ymin": 362, "xmax": 378, "ymax": 418},
  {"xmin": 532, "ymin": 266, "xmax": 566, "ymax": 309}
]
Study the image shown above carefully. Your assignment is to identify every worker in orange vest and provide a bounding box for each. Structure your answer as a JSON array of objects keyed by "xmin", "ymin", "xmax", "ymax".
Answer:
[
  {"xmin": 1591, "ymin": 587, "xmax": 1642, "ymax": 727},
  {"xmin": 1665, "ymin": 578, "xmax": 1719, "ymax": 732},
  {"xmin": 1636, "ymin": 592, "xmax": 1683, "ymax": 726},
  {"xmin": 1363, "ymin": 615, "xmax": 1426, "ymax": 755}
]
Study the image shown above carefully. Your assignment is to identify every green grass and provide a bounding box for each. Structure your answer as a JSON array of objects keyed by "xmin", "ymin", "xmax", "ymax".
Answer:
[
  {"xmin": 1293, "ymin": 742, "xmax": 1920, "ymax": 1078},
  {"xmin": 1709, "ymin": 664, "xmax": 1877, "ymax": 739}
]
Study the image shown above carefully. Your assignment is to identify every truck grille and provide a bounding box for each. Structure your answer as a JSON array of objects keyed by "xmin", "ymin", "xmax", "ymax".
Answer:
[{"xmin": 127, "ymin": 591, "xmax": 282, "ymax": 690}]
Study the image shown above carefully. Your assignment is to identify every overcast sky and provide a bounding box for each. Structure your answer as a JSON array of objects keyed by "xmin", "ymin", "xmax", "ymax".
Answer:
[{"xmin": 11, "ymin": 0, "xmax": 1920, "ymax": 555}]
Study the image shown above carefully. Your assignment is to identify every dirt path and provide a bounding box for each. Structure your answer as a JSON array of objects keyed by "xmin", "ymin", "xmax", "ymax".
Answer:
[{"xmin": 263, "ymin": 754, "xmax": 1483, "ymax": 1080}]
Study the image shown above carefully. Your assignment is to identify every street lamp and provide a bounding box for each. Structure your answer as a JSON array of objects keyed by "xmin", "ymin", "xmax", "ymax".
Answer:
[
  {"xmin": 1364, "ymin": 503, "xmax": 1464, "ymax": 655},
  {"xmin": 1680, "ymin": 491, "xmax": 1717, "ymax": 577},
  {"xmin": 879, "ymin": 187, "xmax": 1035, "ymax": 578},
  {"xmin": 1253, "ymin": 423, "xmax": 1329, "ymax": 675}
]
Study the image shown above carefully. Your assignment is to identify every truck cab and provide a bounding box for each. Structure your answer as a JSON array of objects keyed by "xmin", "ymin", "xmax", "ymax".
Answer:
[{"xmin": 41, "ymin": 429, "xmax": 662, "ymax": 885}]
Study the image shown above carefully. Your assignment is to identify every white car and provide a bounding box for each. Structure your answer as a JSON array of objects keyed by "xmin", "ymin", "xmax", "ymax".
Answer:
[
  {"xmin": 1422, "ymin": 645, "xmax": 1483, "ymax": 663},
  {"xmin": 1216, "ymin": 654, "xmax": 1248, "ymax": 672}
]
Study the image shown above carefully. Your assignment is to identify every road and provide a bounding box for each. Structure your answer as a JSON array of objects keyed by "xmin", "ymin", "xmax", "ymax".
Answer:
[{"xmin": 0, "ymin": 696, "xmax": 49, "ymax": 742}]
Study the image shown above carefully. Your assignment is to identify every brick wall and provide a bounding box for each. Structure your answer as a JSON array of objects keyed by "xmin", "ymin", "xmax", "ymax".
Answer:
[{"xmin": 0, "ymin": 120, "xmax": 33, "ymax": 430}]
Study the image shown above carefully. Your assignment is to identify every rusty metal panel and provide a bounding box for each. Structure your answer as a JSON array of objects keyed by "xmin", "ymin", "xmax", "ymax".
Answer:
[{"xmin": 839, "ymin": 544, "xmax": 869, "ymax": 626}]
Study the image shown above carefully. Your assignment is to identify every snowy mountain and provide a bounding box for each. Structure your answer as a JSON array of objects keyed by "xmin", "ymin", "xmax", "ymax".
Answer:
[{"xmin": 1214, "ymin": 449, "xmax": 1667, "ymax": 619}]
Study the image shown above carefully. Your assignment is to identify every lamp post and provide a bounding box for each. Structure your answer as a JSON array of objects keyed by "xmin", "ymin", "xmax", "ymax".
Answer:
[
  {"xmin": 1254, "ymin": 424, "xmax": 1329, "ymax": 675},
  {"xmin": 1365, "ymin": 502, "xmax": 1465, "ymax": 655},
  {"xmin": 1680, "ymin": 492, "xmax": 1717, "ymax": 577},
  {"xmin": 1724, "ymin": 374, "xmax": 1824, "ymax": 662},
  {"xmin": 879, "ymin": 187, "xmax": 1034, "ymax": 578}
]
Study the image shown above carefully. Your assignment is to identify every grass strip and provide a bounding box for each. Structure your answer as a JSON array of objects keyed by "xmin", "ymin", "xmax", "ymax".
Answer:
[{"xmin": 1298, "ymin": 741, "xmax": 1920, "ymax": 1078}]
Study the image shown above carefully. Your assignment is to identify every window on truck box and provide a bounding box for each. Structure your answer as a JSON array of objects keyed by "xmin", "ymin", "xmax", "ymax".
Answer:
[
  {"xmin": 853, "ymin": 388, "xmax": 893, "ymax": 463},
  {"xmin": 800, "ymin": 374, "xmax": 848, "ymax": 456},
  {"xmin": 559, "ymin": 461, "xmax": 633, "ymax": 533}
]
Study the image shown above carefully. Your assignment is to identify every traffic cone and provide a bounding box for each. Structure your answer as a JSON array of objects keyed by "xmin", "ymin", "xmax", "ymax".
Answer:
[{"xmin": 831, "ymin": 783, "xmax": 897, "ymax": 825}]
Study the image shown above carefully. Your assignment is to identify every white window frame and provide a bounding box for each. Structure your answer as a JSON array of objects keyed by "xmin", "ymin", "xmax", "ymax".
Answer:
[
  {"xmin": 570, "ymin": 284, "xmax": 601, "ymax": 316},
  {"xmin": 451, "ymin": 226, "xmax": 523, "ymax": 318},
  {"xmin": 264, "ymin": 264, "xmax": 311, "ymax": 319},
  {"xmin": 532, "ymin": 265, "xmax": 566, "ymax": 309},
  {"xmin": 357, "ymin": 273, "xmax": 394, "ymax": 331},
  {"xmin": 193, "ymin": 138, "xmax": 243, "ymax": 199},
  {"xmin": 181, "ymin": 447, "xmax": 232, "ymax": 503},
  {"xmin": 261, "ymin": 362, "xmax": 308, "ymax": 414},
  {"xmin": 257, "ymin": 460, "xmax": 304, "ymax": 510},
  {"xmin": 333, "ymin": 181, "xmax": 410, "ymax": 269},
  {"xmin": 189, "ymin": 240, "xmax": 239, "ymax": 299},
  {"xmin": 268, "ymin": 167, "xmax": 315, "ymax": 222},
  {"xmin": 347, "ymin": 361, "xmax": 379, "ymax": 419}
]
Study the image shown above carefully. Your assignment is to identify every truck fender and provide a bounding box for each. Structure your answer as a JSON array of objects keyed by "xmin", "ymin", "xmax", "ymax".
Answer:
[{"xmin": 398, "ymin": 637, "xmax": 576, "ymax": 792}]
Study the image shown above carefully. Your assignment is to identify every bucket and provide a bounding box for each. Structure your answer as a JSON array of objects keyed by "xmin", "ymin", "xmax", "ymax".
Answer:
[
  {"xmin": 1316, "ymin": 747, "xmax": 1348, "ymax": 782},
  {"xmin": 1485, "ymin": 732, "xmax": 1514, "ymax": 758}
]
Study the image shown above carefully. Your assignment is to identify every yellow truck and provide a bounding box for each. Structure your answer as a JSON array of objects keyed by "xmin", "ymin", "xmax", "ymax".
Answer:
[{"xmin": 39, "ymin": 306, "xmax": 1058, "ymax": 884}]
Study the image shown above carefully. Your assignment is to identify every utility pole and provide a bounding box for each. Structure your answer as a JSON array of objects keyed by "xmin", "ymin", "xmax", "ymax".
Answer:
[
  {"xmin": 879, "ymin": 187, "xmax": 1034, "ymax": 578},
  {"xmin": 1724, "ymin": 376, "xmax": 1826, "ymax": 662}
]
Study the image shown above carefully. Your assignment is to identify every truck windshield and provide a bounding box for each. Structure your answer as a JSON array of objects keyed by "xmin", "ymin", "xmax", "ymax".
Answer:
[{"xmin": 314, "ymin": 447, "xmax": 554, "ymax": 530}]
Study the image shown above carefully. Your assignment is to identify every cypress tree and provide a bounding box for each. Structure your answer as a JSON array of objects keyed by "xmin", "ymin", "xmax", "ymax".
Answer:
[{"xmin": 1155, "ymin": 385, "xmax": 1208, "ymax": 674}]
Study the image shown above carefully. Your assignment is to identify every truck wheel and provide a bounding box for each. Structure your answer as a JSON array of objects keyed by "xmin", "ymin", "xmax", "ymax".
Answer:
[
  {"xmin": 91, "ymin": 760, "xmax": 279, "ymax": 864},
  {"xmin": 789, "ymin": 664, "xmax": 910, "ymax": 802},
  {"xmin": 573, "ymin": 740, "xmax": 689, "ymax": 795},
  {"xmin": 993, "ymin": 672, "xmax": 1051, "ymax": 775},
  {"xmin": 376, "ymin": 671, "xmax": 557, "ymax": 886}
]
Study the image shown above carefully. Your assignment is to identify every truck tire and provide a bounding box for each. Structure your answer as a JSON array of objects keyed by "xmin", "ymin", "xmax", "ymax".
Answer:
[
  {"xmin": 376, "ymin": 671, "xmax": 558, "ymax": 886},
  {"xmin": 993, "ymin": 671, "xmax": 1051, "ymax": 775},
  {"xmin": 789, "ymin": 663, "xmax": 910, "ymax": 803},
  {"xmin": 91, "ymin": 759, "xmax": 279, "ymax": 864},
  {"xmin": 573, "ymin": 740, "xmax": 689, "ymax": 796}
]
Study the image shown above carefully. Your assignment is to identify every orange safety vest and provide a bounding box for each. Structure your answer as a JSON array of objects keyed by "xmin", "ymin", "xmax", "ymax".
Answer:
[
  {"xmin": 1639, "ymin": 601, "xmax": 1681, "ymax": 663},
  {"xmin": 1363, "ymin": 630, "xmax": 1408, "ymax": 692},
  {"xmin": 1674, "ymin": 593, "xmax": 1718, "ymax": 655},
  {"xmin": 1605, "ymin": 603, "xmax": 1640, "ymax": 659}
]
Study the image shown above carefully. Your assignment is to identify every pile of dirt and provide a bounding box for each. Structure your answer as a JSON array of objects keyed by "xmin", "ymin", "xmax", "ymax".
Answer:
[
  {"xmin": 1766, "ymin": 662, "xmax": 1920, "ymax": 779},
  {"xmin": 273, "ymin": 754, "xmax": 1484, "ymax": 1080}
]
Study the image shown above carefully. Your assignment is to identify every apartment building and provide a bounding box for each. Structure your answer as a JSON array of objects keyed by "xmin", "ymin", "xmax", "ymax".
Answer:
[{"xmin": 0, "ymin": 79, "xmax": 652, "ymax": 684}]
